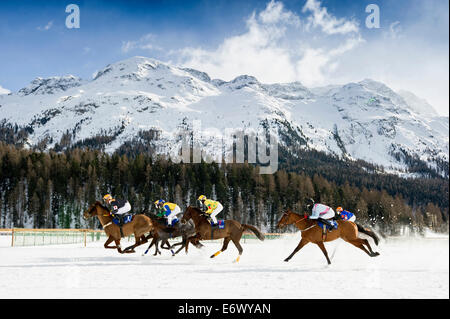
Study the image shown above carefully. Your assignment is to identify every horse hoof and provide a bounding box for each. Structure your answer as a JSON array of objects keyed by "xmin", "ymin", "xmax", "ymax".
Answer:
[{"xmin": 284, "ymin": 258, "xmax": 290, "ymax": 262}]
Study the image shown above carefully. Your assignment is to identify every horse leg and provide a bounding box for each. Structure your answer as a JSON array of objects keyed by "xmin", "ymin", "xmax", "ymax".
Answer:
[
  {"xmin": 154, "ymin": 238, "xmax": 162, "ymax": 256},
  {"xmin": 140, "ymin": 235, "xmax": 148, "ymax": 244},
  {"xmin": 316, "ymin": 242, "xmax": 332, "ymax": 265},
  {"xmin": 174, "ymin": 241, "xmax": 185, "ymax": 255},
  {"xmin": 210, "ymin": 237, "xmax": 231, "ymax": 259},
  {"xmin": 162, "ymin": 239, "xmax": 176, "ymax": 256},
  {"xmin": 160, "ymin": 240, "xmax": 173, "ymax": 250},
  {"xmin": 185, "ymin": 234, "xmax": 200, "ymax": 254},
  {"xmin": 346, "ymin": 238, "xmax": 379, "ymax": 257},
  {"xmin": 115, "ymin": 239, "xmax": 125, "ymax": 254},
  {"xmin": 231, "ymin": 237, "xmax": 244, "ymax": 263},
  {"xmin": 284, "ymin": 238, "xmax": 309, "ymax": 262},
  {"xmin": 104, "ymin": 236, "xmax": 118, "ymax": 249},
  {"xmin": 124, "ymin": 233, "xmax": 145, "ymax": 253},
  {"xmin": 143, "ymin": 237, "xmax": 157, "ymax": 256},
  {"xmin": 361, "ymin": 238, "xmax": 379, "ymax": 256}
]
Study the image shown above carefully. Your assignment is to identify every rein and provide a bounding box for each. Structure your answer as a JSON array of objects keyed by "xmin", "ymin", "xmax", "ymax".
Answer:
[{"xmin": 283, "ymin": 214, "xmax": 316, "ymax": 232}]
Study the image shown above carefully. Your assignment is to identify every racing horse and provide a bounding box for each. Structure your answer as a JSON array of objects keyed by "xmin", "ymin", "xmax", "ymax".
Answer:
[
  {"xmin": 143, "ymin": 212, "xmax": 203, "ymax": 256},
  {"xmin": 83, "ymin": 201, "xmax": 154, "ymax": 254},
  {"xmin": 181, "ymin": 206, "xmax": 265, "ymax": 263},
  {"xmin": 277, "ymin": 209, "xmax": 380, "ymax": 265}
]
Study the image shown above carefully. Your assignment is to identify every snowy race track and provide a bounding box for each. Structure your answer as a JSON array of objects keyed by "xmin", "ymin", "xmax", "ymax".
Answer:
[{"xmin": 0, "ymin": 233, "xmax": 448, "ymax": 299}]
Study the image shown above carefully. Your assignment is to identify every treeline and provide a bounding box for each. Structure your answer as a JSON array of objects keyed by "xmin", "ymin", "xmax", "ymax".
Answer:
[{"xmin": 0, "ymin": 142, "xmax": 447, "ymax": 235}]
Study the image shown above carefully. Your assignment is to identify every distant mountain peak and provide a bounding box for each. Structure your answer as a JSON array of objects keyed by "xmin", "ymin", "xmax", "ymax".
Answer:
[
  {"xmin": 0, "ymin": 85, "xmax": 10, "ymax": 95},
  {"xmin": 18, "ymin": 75, "xmax": 83, "ymax": 96}
]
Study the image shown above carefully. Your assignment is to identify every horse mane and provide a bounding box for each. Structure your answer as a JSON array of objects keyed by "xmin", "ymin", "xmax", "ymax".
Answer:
[
  {"xmin": 145, "ymin": 211, "xmax": 163, "ymax": 220},
  {"xmin": 94, "ymin": 201, "xmax": 110, "ymax": 212},
  {"xmin": 187, "ymin": 206, "xmax": 209, "ymax": 221},
  {"xmin": 188, "ymin": 206, "xmax": 204, "ymax": 214},
  {"xmin": 286, "ymin": 209, "xmax": 304, "ymax": 217}
]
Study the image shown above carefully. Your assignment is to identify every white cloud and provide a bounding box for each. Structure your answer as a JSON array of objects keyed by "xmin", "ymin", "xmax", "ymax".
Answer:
[
  {"xmin": 384, "ymin": 21, "xmax": 402, "ymax": 39},
  {"xmin": 302, "ymin": 0, "xmax": 359, "ymax": 35},
  {"xmin": 121, "ymin": 0, "xmax": 447, "ymax": 116},
  {"xmin": 37, "ymin": 21, "xmax": 53, "ymax": 31},
  {"xmin": 121, "ymin": 33, "xmax": 163, "ymax": 53},
  {"xmin": 175, "ymin": 0, "xmax": 361, "ymax": 86}
]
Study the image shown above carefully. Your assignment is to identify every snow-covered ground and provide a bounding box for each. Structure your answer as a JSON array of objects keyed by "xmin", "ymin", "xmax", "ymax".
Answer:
[{"xmin": 0, "ymin": 232, "xmax": 448, "ymax": 299}]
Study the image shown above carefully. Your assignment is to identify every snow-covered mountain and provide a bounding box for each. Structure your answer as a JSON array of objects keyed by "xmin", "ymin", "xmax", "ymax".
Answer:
[
  {"xmin": 0, "ymin": 85, "xmax": 10, "ymax": 95},
  {"xmin": 0, "ymin": 56, "xmax": 448, "ymax": 176}
]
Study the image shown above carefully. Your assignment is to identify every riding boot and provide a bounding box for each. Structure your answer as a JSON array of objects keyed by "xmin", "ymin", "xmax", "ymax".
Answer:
[
  {"xmin": 117, "ymin": 215, "xmax": 124, "ymax": 227},
  {"xmin": 318, "ymin": 217, "xmax": 334, "ymax": 229}
]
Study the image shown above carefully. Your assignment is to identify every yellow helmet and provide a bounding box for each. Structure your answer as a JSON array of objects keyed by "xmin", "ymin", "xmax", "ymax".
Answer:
[
  {"xmin": 103, "ymin": 194, "xmax": 113, "ymax": 202},
  {"xmin": 198, "ymin": 195, "xmax": 207, "ymax": 202},
  {"xmin": 336, "ymin": 206, "xmax": 343, "ymax": 212}
]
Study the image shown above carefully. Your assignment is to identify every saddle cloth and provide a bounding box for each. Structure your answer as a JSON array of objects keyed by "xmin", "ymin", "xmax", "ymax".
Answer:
[
  {"xmin": 317, "ymin": 219, "xmax": 338, "ymax": 231},
  {"xmin": 112, "ymin": 214, "xmax": 133, "ymax": 226},
  {"xmin": 212, "ymin": 220, "xmax": 225, "ymax": 229}
]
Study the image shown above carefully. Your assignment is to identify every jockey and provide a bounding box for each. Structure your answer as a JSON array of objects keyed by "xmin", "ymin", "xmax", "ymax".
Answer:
[
  {"xmin": 305, "ymin": 198, "xmax": 336, "ymax": 241},
  {"xmin": 198, "ymin": 195, "xmax": 223, "ymax": 225},
  {"xmin": 154, "ymin": 199, "xmax": 181, "ymax": 227},
  {"xmin": 103, "ymin": 194, "xmax": 132, "ymax": 227},
  {"xmin": 336, "ymin": 207, "xmax": 356, "ymax": 222}
]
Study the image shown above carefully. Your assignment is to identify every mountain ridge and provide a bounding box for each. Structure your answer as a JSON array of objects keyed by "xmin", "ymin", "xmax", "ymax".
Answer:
[{"xmin": 0, "ymin": 56, "xmax": 448, "ymax": 177}]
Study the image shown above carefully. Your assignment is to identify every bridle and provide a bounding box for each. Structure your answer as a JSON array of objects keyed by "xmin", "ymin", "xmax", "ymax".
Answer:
[
  {"xmin": 85, "ymin": 203, "xmax": 113, "ymax": 229},
  {"xmin": 280, "ymin": 212, "xmax": 316, "ymax": 232}
]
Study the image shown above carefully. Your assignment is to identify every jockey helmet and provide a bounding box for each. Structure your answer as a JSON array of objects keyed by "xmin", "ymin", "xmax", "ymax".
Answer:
[
  {"xmin": 336, "ymin": 206, "xmax": 343, "ymax": 212},
  {"xmin": 103, "ymin": 194, "xmax": 113, "ymax": 203},
  {"xmin": 305, "ymin": 198, "xmax": 315, "ymax": 211},
  {"xmin": 198, "ymin": 195, "xmax": 207, "ymax": 202},
  {"xmin": 154, "ymin": 199, "xmax": 165, "ymax": 207}
]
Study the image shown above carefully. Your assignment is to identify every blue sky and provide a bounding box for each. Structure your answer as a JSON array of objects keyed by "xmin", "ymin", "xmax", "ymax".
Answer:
[{"xmin": 0, "ymin": 0, "xmax": 448, "ymax": 115}]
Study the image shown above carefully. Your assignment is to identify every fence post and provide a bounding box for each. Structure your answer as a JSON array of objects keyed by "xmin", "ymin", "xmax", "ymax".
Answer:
[{"xmin": 11, "ymin": 228, "xmax": 14, "ymax": 247}]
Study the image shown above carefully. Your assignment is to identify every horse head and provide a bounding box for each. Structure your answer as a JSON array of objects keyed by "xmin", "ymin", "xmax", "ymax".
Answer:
[
  {"xmin": 277, "ymin": 209, "xmax": 307, "ymax": 229},
  {"xmin": 180, "ymin": 206, "xmax": 193, "ymax": 224},
  {"xmin": 181, "ymin": 206, "xmax": 205, "ymax": 225},
  {"xmin": 83, "ymin": 201, "xmax": 109, "ymax": 220}
]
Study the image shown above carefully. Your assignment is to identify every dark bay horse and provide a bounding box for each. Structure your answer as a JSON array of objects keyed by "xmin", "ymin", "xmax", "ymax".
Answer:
[
  {"xmin": 277, "ymin": 209, "xmax": 380, "ymax": 265},
  {"xmin": 181, "ymin": 206, "xmax": 265, "ymax": 263},
  {"xmin": 83, "ymin": 201, "xmax": 154, "ymax": 254},
  {"xmin": 143, "ymin": 213, "xmax": 203, "ymax": 256}
]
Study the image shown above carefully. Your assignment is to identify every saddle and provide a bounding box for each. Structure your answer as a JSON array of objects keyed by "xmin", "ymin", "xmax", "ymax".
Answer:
[{"xmin": 112, "ymin": 214, "xmax": 133, "ymax": 238}]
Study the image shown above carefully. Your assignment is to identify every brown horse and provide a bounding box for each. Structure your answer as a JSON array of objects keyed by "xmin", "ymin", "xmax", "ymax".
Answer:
[
  {"xmin": 142, "ymin": 212, "xmax": 203, "ymax": 256},
  {"xmin": 277, "ymin": 209, "xmax": 379, "ymax": 264},
  {"xmin": 83, "ymin": 201, "xmax": 154, "ymax": 254},
  {"xmin": 181, "ymin": 206, "xmax": 265, "ymax": 262}
]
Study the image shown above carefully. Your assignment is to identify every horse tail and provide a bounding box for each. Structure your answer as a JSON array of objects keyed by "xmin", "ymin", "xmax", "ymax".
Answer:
[
  {"xmin": 356, "ymin": 223, "xmax": 379, "ymax": 246},
  {"xmin": 241, "ymin": 224, "xmax": 265, "ymax": 241}
]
